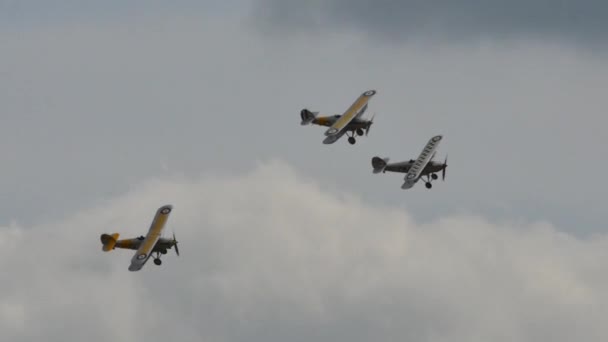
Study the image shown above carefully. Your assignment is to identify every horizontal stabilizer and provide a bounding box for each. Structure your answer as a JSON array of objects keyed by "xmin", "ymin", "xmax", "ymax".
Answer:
[
  {"xmin": 300, "ymin": 109, "xmax": 318, "ymax": 125},
  {"xmin": 371, "ymin": 156, "xmax": 389, "ymax": 173},
  {"xmin": 100, "ymin": 233, "xmax": 120, "ymax": 252}
]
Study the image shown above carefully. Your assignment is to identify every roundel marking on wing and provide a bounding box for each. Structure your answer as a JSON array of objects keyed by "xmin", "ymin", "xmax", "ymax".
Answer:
[
  {"xmin": 327, "ymin": 128, "xmax": 339, "ymax": 135},
  {"xmin": 137, "ymin": 253, "xmax": 147, "ymax": 260},
  {"xmin": 160, "ymin": 207, "xmax": 171, "ymax": 214},
  {"xmin": 363, "ymin": 90, "xmax": 376, "ymax": 96},
  {"xmin": 432, "ymin": 135, "xmax": 442, "ymax": 142}
]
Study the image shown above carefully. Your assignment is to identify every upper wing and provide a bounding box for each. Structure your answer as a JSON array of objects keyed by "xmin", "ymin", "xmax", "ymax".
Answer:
[
  {"xmin": 402, "ymin": 135, "xmax": 442, "ymax": 189},
  {"xmin": 128, "ymin": 205, "xmax": 173, "ymax": 271},
  {"xmin": 324, "ymin": 90, "xmax": 376, "ymax": 137}
]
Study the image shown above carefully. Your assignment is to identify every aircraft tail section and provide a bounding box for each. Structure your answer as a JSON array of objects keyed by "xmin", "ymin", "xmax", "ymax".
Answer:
[
  {"xmin": 372, "ymin": 156, "xmax": 390, "ymax": 173},
  {"xmin": 100, "ymin": 233, "xmax": 120, "ymax": 252},
  {"xmin": 300, "ymin": 109, "xmax": 318, "ymax": 125}
]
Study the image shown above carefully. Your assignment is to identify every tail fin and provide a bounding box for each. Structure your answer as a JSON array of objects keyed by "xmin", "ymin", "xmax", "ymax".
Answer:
[
  {"xmin": 100, "ymin": 233, "xmax": 120, "ymax": 252},
  {"xmin": 371, "ymin": 157, "xmax": 390, "ymax": 173},
  {"xmin": 300, "ymin": 109, "xmax": 318, "ymax": 125}
]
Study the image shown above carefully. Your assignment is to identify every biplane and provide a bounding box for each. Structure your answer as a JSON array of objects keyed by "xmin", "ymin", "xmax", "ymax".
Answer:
[
  {"xmin": 100, "ymin": 204, "xmax": 179, "ymax": 271},
  {"xmin": 372, "ymin": 135, "xmax": 447, "ymax": 189},
  {"xmin": 300, "ymin": 90, "xmax": 377, "ymax": 145}
]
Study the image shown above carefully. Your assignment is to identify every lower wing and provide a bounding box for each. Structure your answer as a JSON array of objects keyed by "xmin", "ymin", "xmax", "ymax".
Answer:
[
  {"xmin": 322, "ymin": 129, "xmax": 347, "ymax": 144},
  {"xmin": 401, "ymin": 176, "xmax": 419, "ymax": 189}
]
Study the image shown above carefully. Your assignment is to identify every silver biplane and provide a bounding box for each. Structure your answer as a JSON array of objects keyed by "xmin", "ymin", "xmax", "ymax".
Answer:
[{"xmin": 372, "ymin": 135, "xmax": 447, "ymax": 189}]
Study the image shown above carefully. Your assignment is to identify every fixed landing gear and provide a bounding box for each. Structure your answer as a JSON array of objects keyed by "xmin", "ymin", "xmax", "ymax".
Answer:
[
  {"xmin": 153, "ymin": 251, "xmax": 163, "ymax": 265},
  {"xmin": 346, "ymin": 130, "xmax": 358, "ymax": 145},
  {"xmin": 424, "ymin": 174, "xmax": 440, "ymax": 189},
  {"xmin": 356, "ymin": 128, "xmax": 365, "ymax": 136}
]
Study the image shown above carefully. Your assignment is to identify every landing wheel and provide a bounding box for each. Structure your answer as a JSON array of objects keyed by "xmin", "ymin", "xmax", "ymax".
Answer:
[
  {"xmin": 160, "ymin": 249, "xmax": 167, "ymax": 255},
  {"xmin": 431, "ymin": 173, "xmax": 438, "ymax": 180},
  {"xmin": 348, "ymin": 137, "xmax": 356, "ymax": 145},
  {"xmin": 154, "ymin": 258, "xmax": 162, "ymax": 265},
  {"xmin": 356, "ymin": 128, "xmax": 364, "ymax": 136},
  {"xmin": 425, "ymin": 182, "xmax": 432, "ymax": 189}
]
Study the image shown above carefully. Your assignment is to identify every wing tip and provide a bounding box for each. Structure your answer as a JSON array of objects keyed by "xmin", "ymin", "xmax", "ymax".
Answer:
[
  {"xmin": 401, "ymin": 182, "xmax": 414, "ymax": 190},
  {"xmin": 158, "ymin": 204, "xmax": 173, "ymax": 215},
  {"xmin": 322, "ymin": 132, "xmax": 341, "ymax": 144},
  {"xmin": 128, "ymin": 265, "xmax": 141, "ymax": 272}
]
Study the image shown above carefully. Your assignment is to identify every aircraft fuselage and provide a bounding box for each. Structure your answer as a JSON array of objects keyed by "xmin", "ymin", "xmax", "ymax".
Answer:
[{"xmin": 385, "ymin": 161, "xmax": 445, "ymax": 176}]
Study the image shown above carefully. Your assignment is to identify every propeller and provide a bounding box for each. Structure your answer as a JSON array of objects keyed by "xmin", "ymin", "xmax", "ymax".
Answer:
[
  {"xmin": 365, "ymin": 113, "xmax": 376, "ymax": 136},
  {"xmin": 442, "ymin": 155, "xmax": 448, "ymax": 181},
  {"xmin": 172, "ymin": 232, "xmax": 180, "ymax": 256}
]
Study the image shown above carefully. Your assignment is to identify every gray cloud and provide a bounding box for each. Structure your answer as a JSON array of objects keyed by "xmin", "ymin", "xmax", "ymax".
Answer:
[
  {"xmin": 2, "ymin": 162, "xmax": 608, "ymax": 341},
  {"xmin": 1, "ymin": 14, "xmax": 607, "ymax": 234},
  {"xmin": 253, "ymin": 0, "xmax": 608, "ymax": 46},
  {"xmin": 0, "ymin": 0, "xmax": 235, "ymax": 28},
  {"xmin": 2, "ymin": 7, "xmax": 607, "ymax": 342}
]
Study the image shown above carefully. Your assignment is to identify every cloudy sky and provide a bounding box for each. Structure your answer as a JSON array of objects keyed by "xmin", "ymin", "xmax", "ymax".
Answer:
[{"xmin": 1, "ymin": 1, "xmax": 607, "ymax": 341}]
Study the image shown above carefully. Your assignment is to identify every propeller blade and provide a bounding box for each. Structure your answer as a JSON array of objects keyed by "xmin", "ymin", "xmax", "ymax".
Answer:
[
  {"xmin": 442, "ymin": 155, "xmax": 448, "ymax": 181},
  {"xmin": 172, "ymin": 232, "xmax": 180, "ymax": 257},
  {"xmin": 365, "ymin": 113, "xmax": 376, "ymax": 136}
]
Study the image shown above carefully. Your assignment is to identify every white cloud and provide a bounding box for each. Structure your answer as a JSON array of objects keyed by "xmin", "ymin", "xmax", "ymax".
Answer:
[{"xmin": 1, "ymin": 161, "xmax": 606, "ymax": 341}]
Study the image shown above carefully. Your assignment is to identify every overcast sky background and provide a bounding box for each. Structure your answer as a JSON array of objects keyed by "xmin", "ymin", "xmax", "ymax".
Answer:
[{"xmin": 1, "ymin": 1, "xmax": 607, "ymax": 341}]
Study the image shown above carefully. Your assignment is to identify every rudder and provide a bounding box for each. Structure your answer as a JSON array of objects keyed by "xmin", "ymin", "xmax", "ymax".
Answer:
[
  {"xmin": 300, "ymin": 109, "xmax": 318, "ymax": 125},
  {"xmin": 100, "ymin": 233, "xmax": 120, "ymax": 252},
  {"xmin": 371, "ymin": 157, "xmax": 389, "ymax": 173}
]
